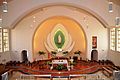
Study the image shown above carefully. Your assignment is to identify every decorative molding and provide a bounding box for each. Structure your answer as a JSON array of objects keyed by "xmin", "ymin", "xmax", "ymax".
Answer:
[{"xmin": 44, "ymin": 23, "xmax": 75, "ymax": 57}]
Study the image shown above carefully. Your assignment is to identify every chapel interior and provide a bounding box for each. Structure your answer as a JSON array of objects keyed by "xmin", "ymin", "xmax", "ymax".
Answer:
[{"xmin": 0, "ymin": 0, "xmax": 120, "ymax": 80}]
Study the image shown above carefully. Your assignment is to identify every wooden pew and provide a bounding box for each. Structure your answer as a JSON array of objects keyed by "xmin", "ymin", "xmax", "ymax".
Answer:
[{"xmin": 102, "ymin": 66, "xmax": 113, "ymax": 77}]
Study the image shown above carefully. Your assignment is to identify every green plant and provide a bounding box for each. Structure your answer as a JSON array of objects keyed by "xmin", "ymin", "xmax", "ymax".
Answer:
[
  {"xmin": 46, "ymin": 61, "xmax": 52, "ymax": 65},
  {"xmin": 55, "ymin": 64, "xmax": 67, "ymax": 71},
  {"xmin": 63, "ymin": 51, "xmax": 68, "ymax": 54},
  {"xmin": 74, "ymin": 50, "xmax": 81, "ymax": 55},
  {"xmin": 38, "ymin": 51, "xmax": 45, "ymax": 55},
  {"xmin": 51, "ymin": 51, "xmax": 57, "ymax": 55}
]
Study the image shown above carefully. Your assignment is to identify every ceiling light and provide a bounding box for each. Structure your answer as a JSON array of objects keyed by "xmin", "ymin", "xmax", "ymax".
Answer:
[
  {"xmin": 33, "ymin": 20, "xmax": 36, "ymax": 23},
  {"xmin": 33, "ymin": 16, "xmax": 36, "ymax": 19},
  {"xmin": 0, "ymin": 18, "xmax": 2, "ymax": 21},
  {"xmin": 83, "ymin": 16, "xmax": 86, "ymax": 22}
]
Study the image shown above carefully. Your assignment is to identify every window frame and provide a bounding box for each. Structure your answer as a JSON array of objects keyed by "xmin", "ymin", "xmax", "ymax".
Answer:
[
  {"xmin": 0, "ymin": 28, "xmax": 9, "ymax": 52},
  {"xmin": 110, "ymin": 27, "xmax": 120, "ymax": 52}
]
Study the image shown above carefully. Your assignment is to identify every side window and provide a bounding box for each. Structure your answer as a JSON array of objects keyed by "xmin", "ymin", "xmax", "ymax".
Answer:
[
  {"xmin": 0, "ymin": 29, "xmax": 9, "ymax": 52},
  {"xmin": 110, "ymin": 28, "xmax": 115, "ymax": 50}
]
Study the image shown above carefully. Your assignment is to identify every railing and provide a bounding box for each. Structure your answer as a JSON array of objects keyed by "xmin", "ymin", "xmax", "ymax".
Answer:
[
  {"xmin": 16, "ymin": 72, "xmax": 108, "ymax": 80},
  {"xmin": 8, "ymin": 65, "xmax": 101, "ymax": 74}
]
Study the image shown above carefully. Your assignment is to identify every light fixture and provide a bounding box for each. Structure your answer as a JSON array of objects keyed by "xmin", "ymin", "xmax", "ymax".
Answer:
[
  {"xmin": 108, "ymin": 1, "xmax": 113, "ymax": 13},
  {"xmin": 2, "ymin": 0, "xmax": 8, "ymax": 13},
  {"xmin": 115, "ymin": 17, "xmax": 120, "ymax": 27},
  {"xmin": 33, "ymin": 16, "xmax": 36, "ymax": 19},
  {"xmin": 0, "ymin": 18, "xmax": 2, "ymax": 21}
]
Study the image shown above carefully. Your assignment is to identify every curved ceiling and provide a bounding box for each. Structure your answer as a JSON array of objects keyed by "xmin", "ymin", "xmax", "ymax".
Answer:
[
  {"xmin": 0, "ymin": 0, "xmax": 119, "ymax": 28},
  {"xmin": 0, "ymin": 0, "xmax": 119, "ymax": 6}
]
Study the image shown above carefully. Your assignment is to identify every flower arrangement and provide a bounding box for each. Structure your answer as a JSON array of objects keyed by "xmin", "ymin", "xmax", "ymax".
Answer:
[{"xmin": 55, "ymin": 64, "xmax": 67, "ymax": 71}]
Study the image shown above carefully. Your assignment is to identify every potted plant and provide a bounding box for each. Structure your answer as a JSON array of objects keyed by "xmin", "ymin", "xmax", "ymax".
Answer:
[
  {"xmin": 55, "ymin": 64, "xmax": 66, "ymax": 71},
  {"xmin": 63, "ymin": 51, "xmax": 68, "ymax": 55},
  {"xmin": 38, "ymin": 51, "xmax": 45, "ymax": 55},
  {"xmin": 74, "ymin": 50, "xmax": 81, "ymax": 55},
  {"xmin": 46, "ymin": 61, "xmax": 52, "ymax": 66}
]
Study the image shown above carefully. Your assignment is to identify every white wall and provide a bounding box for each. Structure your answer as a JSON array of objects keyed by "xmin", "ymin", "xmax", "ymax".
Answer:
[
  {"xmin": 108, "ymin": 50, "xmax": 120, "ymax": 66},
  {"xmin": 0, "ymin": 52, "xmax": 11, "ymax": 64},
  {"xmin": 1, "ymin": 0, "xmax": 120, "ymax": 28},
  {"xmin": 11, "ymin": 6, "xmax": 108, "ymax": 62}
]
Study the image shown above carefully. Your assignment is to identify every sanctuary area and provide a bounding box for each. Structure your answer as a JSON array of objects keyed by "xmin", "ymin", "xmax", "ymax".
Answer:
[{"xmin": 0, "ymin": 0, "xmax": 120, "ymax": 80}]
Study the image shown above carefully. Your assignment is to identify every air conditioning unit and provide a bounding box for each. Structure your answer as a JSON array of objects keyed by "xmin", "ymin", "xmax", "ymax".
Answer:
[
  {"xmin": 113, "ymin": 70, "xmax": 120, "ymax": 80},
  {"xmin": 115, "ymin": 17, "xmax": 120, "ymax": 27}
]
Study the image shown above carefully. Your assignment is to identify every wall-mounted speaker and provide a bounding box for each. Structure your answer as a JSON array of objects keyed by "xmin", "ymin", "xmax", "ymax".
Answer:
[
  {"xmin": 109, "ymin": 2, "xmax": 113, "ymax": 12},
  {"xmin": 115, "ymin": 17, "xmax": 120, "ymax": 27},
  {"xmin": 113, "ymin": 70, "xmax": 120, "ymax": 80}
]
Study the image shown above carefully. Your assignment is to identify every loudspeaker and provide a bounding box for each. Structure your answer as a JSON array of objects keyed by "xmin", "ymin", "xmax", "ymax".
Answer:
[
  {"xmin": 115, "ymin": 17, "xmax": 120, "ymax": 26},
  {"xmin": 113, "ymin": 70, "xmax": 120, "ymax": 80}
]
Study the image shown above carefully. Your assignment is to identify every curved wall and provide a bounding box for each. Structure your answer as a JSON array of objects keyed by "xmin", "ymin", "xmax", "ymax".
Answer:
[
  {"xmin": 33, "ymin": 16, "xmax": 86, "ymax": 59},
  {"xmin": 11, "ymin": 6, "xmax": 108, "ymax": 62}
]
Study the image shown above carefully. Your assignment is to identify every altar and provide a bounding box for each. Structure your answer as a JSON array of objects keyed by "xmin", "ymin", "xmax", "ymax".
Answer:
[{"xmin": 51, "ymin": 59, "xmax": 69, "ymax": 70}]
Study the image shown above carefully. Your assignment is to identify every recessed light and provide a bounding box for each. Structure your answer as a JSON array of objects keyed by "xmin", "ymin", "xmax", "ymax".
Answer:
[
  {"xmin": 0, "ymin": 18, "xmax": 2, "ymax": 21},
  {"xmin": 33, "ymin": 16, "xmax": 36, "ymax": 19},
  {"xmin": 33, "ymin": 20, "xmax": 36, "ymax": 23}
]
